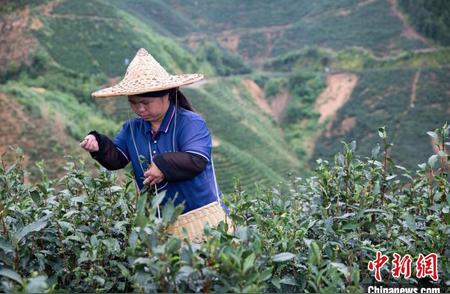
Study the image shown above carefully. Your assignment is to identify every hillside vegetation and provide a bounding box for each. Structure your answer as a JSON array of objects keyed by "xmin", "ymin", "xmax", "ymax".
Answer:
[
  {"xmin": 0, "ymin": 0, "xmax": 300, "ymax": 191},
  {"xmin": 398, "ymin": 0, "xmax": 450, "ymax": 46},
  {"xmin": 313, "ymin": 67, "xmax": 450, "ymax": 171},
  {"xmin": 163, "ymin": 0, "xmax": 429, "ymax": 61},
  {"xmin": 1, "ymin": 0, "xmax": 449, "ymax": 191}
]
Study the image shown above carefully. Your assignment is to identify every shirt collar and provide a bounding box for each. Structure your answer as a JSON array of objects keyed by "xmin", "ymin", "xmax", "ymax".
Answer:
[{"xmin": 144, "ymin": 101, "xmax": 175, "ymax": 134}]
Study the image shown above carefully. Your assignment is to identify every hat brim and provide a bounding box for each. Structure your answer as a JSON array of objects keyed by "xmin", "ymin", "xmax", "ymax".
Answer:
[{"xmin": 92, "ymin": 73, "xmax": 203, "ymax": 98}]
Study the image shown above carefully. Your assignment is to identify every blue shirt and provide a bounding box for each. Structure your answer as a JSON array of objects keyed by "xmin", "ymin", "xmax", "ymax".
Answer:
[{"xmin": 112, "ymin": 102, "xmax": 221, "ymax": 213}]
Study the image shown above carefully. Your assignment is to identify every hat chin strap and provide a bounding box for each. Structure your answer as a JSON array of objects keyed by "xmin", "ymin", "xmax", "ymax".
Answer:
[{"xmin": 172, "ymin": 88, "xmax": 178, "ymax": 154}]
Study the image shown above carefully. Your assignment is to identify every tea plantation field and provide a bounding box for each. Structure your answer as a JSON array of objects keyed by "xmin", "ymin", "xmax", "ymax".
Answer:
[{"xmin": 0, "ymin": 125, "xmax": 448, "ymax": 292}]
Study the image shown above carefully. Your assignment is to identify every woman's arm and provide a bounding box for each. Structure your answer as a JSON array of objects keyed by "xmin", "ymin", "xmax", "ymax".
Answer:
[
  {"xmin": 152, "ymin": 152, "xmax": 207, "ymax": 181},
  {"xmin": 85, "ymin": 131, "xmax": 129, "ymax": 170}
]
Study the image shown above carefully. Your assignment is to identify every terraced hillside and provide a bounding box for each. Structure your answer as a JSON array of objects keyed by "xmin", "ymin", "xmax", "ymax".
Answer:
[
  {"xmin": 313, "ymin": 66, "xmax": 450, "ymax": 170},
  {"xmin": 110, "ymin": 0, "xmax": 450, "ymax": 171},
  {"xmin": 1, "ymin": 0, "xmax": 449, "ymax": 192},
  {"xmin": 122, "ymin": 0, "xmax": 431, "ymax": 63},
  {"xmin": 0, "ymin": 0, "xmax": 301, "ymax": 193},
  {"xmin": 184, "ymin": 81, "xmax": 303, "ymax": 192}
]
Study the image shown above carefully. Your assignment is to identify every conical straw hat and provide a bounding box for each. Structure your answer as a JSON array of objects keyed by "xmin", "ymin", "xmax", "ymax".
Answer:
[{"xmin": 92, "ymin": 48, "xmax": 203, "ymax": 98}]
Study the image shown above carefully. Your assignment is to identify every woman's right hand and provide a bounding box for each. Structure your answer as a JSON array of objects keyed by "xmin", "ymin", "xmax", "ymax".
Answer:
[{"xmin": 79, "ymin": 134, "xmax": 99, "ymax": 152}]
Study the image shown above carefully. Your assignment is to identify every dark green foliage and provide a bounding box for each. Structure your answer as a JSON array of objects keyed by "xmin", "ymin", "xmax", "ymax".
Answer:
[
  {"xmin": 52, "ymin": 0, "xmax": 118, "ymax": 17},
  {"xmin": 282, "ymin": 70, "xmax": 323, "ymax": 125},
  {"xmin": 15, "ymin": 63, "xmax": 107, "ymax": 106},
  {"xmin": 264, "ymin": 47, "xmax": 333, "ymax": 72},
  {"xmin": 109, "ymin": 0, "xmax": 197, "ymax": 37},
  {"xmin": 196, "ymin": 42, "xmax": 252, "ymax": 76},
  {"xmin": 32, "ymin": 0, "xmax": 201, "ymax": 77},
  {"xmin": 274, "ymin": 70, "xmax": 325, "ymax": 162},
  {"xmin": 0, "ymin": 50, "xmax": 50, "ymax": 85},
  {"xmin": 264, "ymin": 78, "xmax": 287, "ymax": 99},
  {"xmin": 0, "ymin": 81, "xmax": 120, "ymax": 141},
  {"xmin": 281, "ymin": 0, "xmax": 409, "ymax": 54},
  {"xmin": 237, "ymin": 31, "xmax": 269, "ymax": 61},
  {"xmin": 0, "ymin": 126, "xmax": 448, "ymax": 292},
  {"xmin": 398, "ymin": 0, "xmax": 450, "ymax": 45},
  {"xmin": 167, "ymin": 0, "xmax": 317, "ymax": 32},
  {"xmin": 0, "ymin": 0, "xmax": 48, "ymax": 14}
]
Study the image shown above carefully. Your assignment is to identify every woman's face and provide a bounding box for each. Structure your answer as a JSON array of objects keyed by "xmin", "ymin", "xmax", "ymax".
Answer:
[{"xmin": 128, "ymin": 94, "xmax": 170, "ymax": 122}]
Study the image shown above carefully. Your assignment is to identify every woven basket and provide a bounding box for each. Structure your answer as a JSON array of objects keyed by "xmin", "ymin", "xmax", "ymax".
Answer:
[{"xmin": 167, "ymin": 201, "xmax": 233, "ymax": 243}]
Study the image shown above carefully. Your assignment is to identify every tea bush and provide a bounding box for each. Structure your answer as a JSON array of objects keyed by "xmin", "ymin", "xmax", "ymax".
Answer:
[{"xmin": 0, "ymin": 126, "xmax": 449, "ymax": 292}]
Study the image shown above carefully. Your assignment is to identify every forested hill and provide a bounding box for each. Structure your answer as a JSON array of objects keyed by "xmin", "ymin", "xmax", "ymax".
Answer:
[{"xmin": 0, "ymin": 0, "xmax": 449, "ymax": 192}]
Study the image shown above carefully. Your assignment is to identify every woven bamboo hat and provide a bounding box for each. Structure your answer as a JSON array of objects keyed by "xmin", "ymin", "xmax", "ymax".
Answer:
[{"xmin": 92, "ymin": 48, "xmax": 203, "ymax": 98}]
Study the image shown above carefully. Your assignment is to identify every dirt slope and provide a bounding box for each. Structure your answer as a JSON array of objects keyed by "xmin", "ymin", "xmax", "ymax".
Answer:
[
  {"xmin": 315, "ymin": 73, "xmax": 358, "ymax": 123},
  {"xmin": 241, "ymin": 79, "xmax": 272, "ymax": 116},
  {"xmin": 0, "ymin": 92, "xmax": 86, "ymax": 182},
  {"xmin": 0, "ymin": 5, "xmax": 38, "ymax": 69},
  {"xmin": 270, "ymin": 90, "xmax": 289, "ymax": 121},
  {"xmin": 241, "ymin": 79, "xmax": 291, "ymax": 122}
]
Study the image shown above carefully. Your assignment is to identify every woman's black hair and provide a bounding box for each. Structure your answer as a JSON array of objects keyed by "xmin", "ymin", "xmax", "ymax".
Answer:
[
  {"xmin": 134, "ymin": 88, "xmax": 195, "ymax": 112},
  {"xmin": 169, "ymin": 88, "xmax": 195, "ymax": 112}
]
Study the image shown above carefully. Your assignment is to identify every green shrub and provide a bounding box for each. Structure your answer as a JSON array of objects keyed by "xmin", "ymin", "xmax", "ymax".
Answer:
[
  {"xmin": 398, "ymin": 0, "xmax": 450, "ymax": 46},
  {"xmin": 264, "ymin": 78, "xmax": 287, "ymax": 99},
  {"xmin": 0, "ymin": 126, "xmax": 448, "ymax": 292},
  {"xmin": 282, "ymin": 70, "xmax": 323, "ymax": 125},
  {"xmin": 196, "ymin": 41, "xmax": 252, "ymax": 76}
]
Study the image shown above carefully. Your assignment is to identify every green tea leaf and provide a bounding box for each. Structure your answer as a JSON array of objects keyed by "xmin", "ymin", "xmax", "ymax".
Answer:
[
  {"xmin": 260, "ymin": 269, "xmax": 272, "ymax": 282},
  {"xmin": 151, "ymin": 190, "xmax": 166, "ymax": 209},
  {"xmin": 427, "ymin": 131, "xmax": 438, "ymax": 138},
  {"xmin": 243, "ymin": 253, "xmax": 256, "ymax": 274},
  {"xmin": 0, "ymin": 238, "xmax": 14, "ymax": 254},
  {"xmin": 428, "ymin": 154, "xmax": 438, "ymax": 168},
  {"xmin": 309, "ymin": 241, "xmax": 321, "ymax": 266},
  {"xmin": 135, "ymin": 192, "xmax": 148, "ymax": 227},
  {"xmin": 16, "ymin": 213, "xmax": 53, "ymax": 243},
  {"xmin": 116, "ymin": 262, "xmax": 130, "ymax": 278},
  {"xmin": 0, "ymin": 268, "xmax": 22, "ymax": 285},
  {"xmin": 363, "ymin": 209, "xmax": 386, "ymax": 214},
  {"xmin": 335, "ymin": 213, "xmax": 356, "ymax": 220},
  {"xmin": 280, "ymin": 276, "xmax": 298, "ymax": 286},
  {"xmin": 70, "ymin": 196, "xmax": 86, "ymax": 203},
  {"xmin": 25, "ymin": 275, "xmax": 48, "ymax": 293},
  {"xmin": 272, "ymin": 252, "xmax": 295, "ymax": 262},
  {"xmin": 330, "ymin": 262, "xmax": 349, "ymax": 277},
  {"xmin": 378, "ymin": 127, "xmax": 386, "ymax": 139},
  {"xmin": 30, "ymin": 189, "xmax": 41, "ymax": 204},
  {"xmin": 271, "ymin": 277, "xmax": 281, "ymax": 289},
  {"xmin": 133, "ymin": 257, "xmax": 152, "ymax": 266}
]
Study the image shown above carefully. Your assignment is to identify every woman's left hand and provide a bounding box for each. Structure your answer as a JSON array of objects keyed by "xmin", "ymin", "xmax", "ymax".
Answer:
[{"xmin": 143, "ymin": 163, "xmax": 165, "ymax": 185}]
